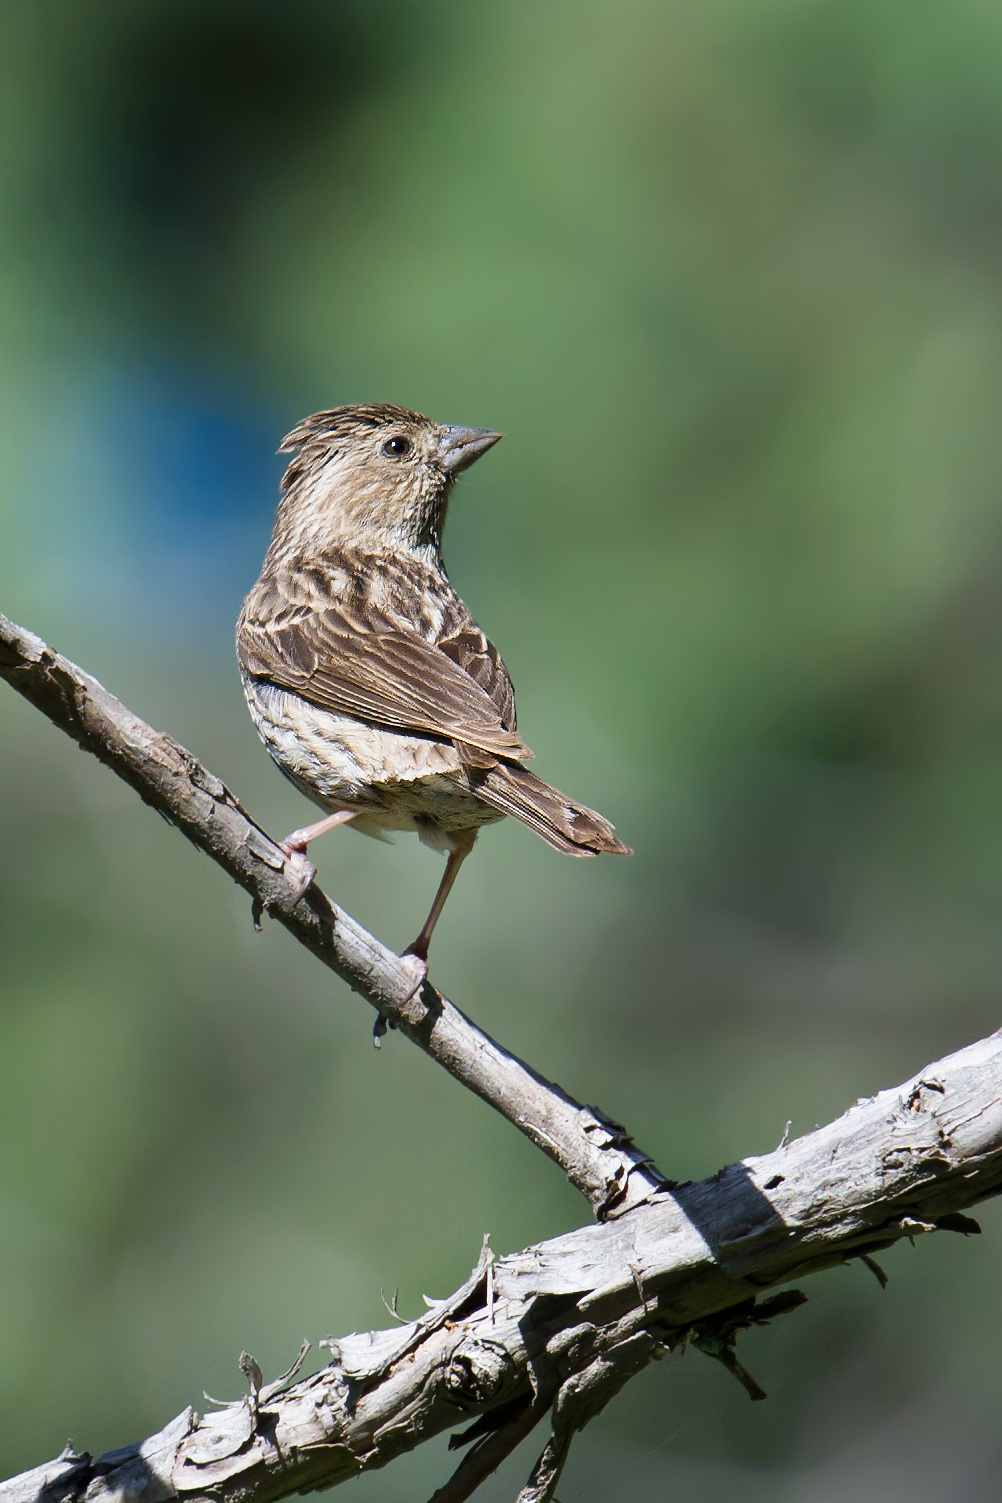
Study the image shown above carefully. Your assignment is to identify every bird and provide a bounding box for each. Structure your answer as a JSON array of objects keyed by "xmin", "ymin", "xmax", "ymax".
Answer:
[{"xmin": 237, "ymin": 403, "xmax": 630, "ymax": 1027}]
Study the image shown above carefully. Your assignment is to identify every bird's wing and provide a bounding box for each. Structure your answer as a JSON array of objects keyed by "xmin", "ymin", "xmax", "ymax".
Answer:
[
  {"xmin": 238, "ymin": 598, "xmax": 531, "ymax": 763},
  {"xmin": 435, "ymin": 625, "xmax": 518, "ymax": 734}
]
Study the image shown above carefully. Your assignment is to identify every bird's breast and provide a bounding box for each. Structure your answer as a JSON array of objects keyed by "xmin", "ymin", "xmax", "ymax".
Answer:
[{"xmin": 240, "ymin": 674, "xmax": 503, "ymax": 837}]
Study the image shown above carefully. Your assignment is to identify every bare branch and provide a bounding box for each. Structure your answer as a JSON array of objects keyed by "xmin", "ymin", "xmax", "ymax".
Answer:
[
  {"xmin": 0, "ymin": 612, "xmax": 667, "ymax": 1220},
  {"xmin": 4, "ymin": 611, "xmax": 1001, "ymax": 1499},
  {"xmin": 3, "ymin": 1032, "xmax": 1000, "ymax": 1503}
]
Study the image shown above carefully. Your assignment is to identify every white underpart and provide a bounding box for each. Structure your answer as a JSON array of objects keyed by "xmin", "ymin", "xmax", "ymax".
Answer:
[{"xmin": 241, "ymin": 676, "xmax": 504, "ymax": 851}]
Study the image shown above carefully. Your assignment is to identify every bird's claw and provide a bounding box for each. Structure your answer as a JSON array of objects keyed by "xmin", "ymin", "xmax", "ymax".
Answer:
[
  {"xmin": 279, "ymin": 845, "xmax": 317, "ymax": 903},
  {"xmin": 399, "ymin": 951, "xmax": 429, "ymax": 1003},
  {"xmin": 374, "ymin": 950, "xmax": 427, "ymax": 1047}
]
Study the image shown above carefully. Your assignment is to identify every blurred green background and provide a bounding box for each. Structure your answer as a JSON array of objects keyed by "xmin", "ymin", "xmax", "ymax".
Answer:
[{"xmin": 2, "ymin": 0, "xmax": 1002, "ymax": 1495}]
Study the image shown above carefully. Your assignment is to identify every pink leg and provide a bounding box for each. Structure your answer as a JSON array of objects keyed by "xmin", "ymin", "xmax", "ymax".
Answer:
[
  {"xmin": 376, "ymin": 830, "xmax": 478, "ymax": 1044},
  {"xmin": 278, "ymin": 809, "xmax": 355, "ymax": 902},
  {"xmin": 280, "ymin": 808, "xmax": 356, "ymax": 853},
  {"xmin": 405, "ymin": 828, "xmax": 477, "ymax": 963}
]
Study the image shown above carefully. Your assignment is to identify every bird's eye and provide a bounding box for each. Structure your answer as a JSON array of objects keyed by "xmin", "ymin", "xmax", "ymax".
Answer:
[{"xmin": 382, "ymin": 436, "xmax": 411, "ymax": 457}]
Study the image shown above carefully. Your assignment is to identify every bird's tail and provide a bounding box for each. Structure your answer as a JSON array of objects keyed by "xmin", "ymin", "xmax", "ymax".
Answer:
[{"xmin": 473, "ymin": 761, "xmax": 631, "ymax": 857}]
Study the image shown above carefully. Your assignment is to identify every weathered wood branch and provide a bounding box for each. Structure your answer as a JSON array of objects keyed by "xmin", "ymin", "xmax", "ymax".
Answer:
[
  {"xmin": 3, "ymin": 1035, "xmax": 1000, "ymax": 1503},
  {"xmin": 0, "ymin": 613, "xmax": 667, "ymax": 1220},
  {"xmin": 3, "ymin": 610, "xmax": 1001, "ymax": 1502}
]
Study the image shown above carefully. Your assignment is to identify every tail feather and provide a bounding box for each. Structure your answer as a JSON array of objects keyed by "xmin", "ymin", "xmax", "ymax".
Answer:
[{"xmin": 474, "ymin": 762, "xmax": 631, "ymax": 857}]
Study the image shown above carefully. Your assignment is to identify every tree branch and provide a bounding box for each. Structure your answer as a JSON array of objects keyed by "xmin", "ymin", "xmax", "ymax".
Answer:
[
  {"xmin": 3, "ymin": 611, "xmax": 1001, "ymax": 1501},
  {"xmin": 2, "ymin": 1034, "xmax": 1000, "ymax": 1503},
  {"xmin": 0, "ymin": 613, "xmax": 667, "ymax": 1220}
]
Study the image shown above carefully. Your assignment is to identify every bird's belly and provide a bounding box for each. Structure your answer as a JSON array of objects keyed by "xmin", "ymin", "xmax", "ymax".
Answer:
[{"xmin": 241, "ymin": 677, "xmax": 504, "ymax": 839}]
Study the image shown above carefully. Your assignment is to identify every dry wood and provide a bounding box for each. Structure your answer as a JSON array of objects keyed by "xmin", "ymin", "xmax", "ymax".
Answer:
[
  {"xmin": 0, "ymin": 613, "xmax": 666, "ymax": 1220},
  {"xmin": 2, "ymin": 610, "xmax": 1001, "ymax": 1503},
  {"xmin": 2, "ymin": 1035, "xmax": 999, "ymax": 1503}
]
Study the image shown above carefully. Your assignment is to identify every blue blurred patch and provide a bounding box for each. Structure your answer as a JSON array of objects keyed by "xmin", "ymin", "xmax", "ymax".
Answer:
[
  {"xmin": 43, "ymin": 360, "xmax": 292, "ymax": 650},
  {"xmin": 121, "ymin": 373, "xmax": 279, "ymax": 529}
]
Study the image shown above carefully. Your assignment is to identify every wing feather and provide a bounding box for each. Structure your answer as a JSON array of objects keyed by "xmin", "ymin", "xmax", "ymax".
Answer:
[{"xmin": 238, "ymin": 573, "xmax": 532, "ymax": 762}]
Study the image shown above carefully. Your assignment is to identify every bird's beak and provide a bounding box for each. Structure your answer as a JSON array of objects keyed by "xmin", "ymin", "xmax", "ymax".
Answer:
[{"xmin": 437, "ymin": 425, "xmax": 503, "ymax": 474}]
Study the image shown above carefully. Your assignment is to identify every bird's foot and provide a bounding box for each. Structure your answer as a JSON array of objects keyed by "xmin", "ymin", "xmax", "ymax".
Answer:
[
  {"xmin": 400, "ymin": 946, "xmax": 429, "ymax": 1003},
  {"xmin": 278, "ymin": 843, "xmax": 317, "ymax": 904},
  {"xmin": 372, "ymin": 1012, "xmax": 392, "ymax": 1048},
  {"xmin": 374, "ymin": 947, "xmax": 427, "ymax": 1047}
]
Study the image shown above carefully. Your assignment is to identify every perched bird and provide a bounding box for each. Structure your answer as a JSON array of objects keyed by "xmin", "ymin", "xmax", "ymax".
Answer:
[{"xmin": 237, "ymin": 403, "xmax": 630, "ymax": 1018}]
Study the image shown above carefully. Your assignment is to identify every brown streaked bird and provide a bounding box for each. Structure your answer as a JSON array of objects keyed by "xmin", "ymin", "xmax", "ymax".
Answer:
[{"xmin": 237, "ymin": 403, "xmax": 630, "ymax": 1029}]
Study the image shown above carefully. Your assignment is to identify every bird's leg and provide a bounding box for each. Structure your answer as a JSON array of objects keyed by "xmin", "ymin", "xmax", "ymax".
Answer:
[
  {"xmin": 280, "ymin": 808, "xmax": 356, "ymax": 853},
  {"xmin": 406, "ymin": 837, "xmax": 475, "ymax": 962},
  {"xmin": 277, "ymin": 809, "xmax": 355, "ymax": 902},
  {"xmin": 396, "ymin": 830, "xmax": 477, "ymax": 1003}
]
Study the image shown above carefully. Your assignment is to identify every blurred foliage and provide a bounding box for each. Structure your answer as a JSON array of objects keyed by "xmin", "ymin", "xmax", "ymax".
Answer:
[{"xmin": 3, "ymin": 0, "xmax": 1002, "ymax": 1496}]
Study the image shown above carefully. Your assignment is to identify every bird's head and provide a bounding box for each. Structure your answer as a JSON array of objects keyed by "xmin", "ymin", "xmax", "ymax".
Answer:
[{"xmin": 271, "ymin": 403, "xmax": 502, "ymax": 560}]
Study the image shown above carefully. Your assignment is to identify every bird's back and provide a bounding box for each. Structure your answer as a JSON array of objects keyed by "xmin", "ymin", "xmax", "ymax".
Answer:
[
  {"xmin": 238, "ymin": 547, "xmax": 522, "ymax": 837},
  {"xmin": 238, "ymin": 401, "xmax": 629, "ymax": 860}
]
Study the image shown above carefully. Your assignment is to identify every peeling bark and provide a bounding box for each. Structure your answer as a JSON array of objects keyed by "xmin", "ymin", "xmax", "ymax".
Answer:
[
  {"xmin": 2, "ymin": 1036, "xmax": 1000, "ymax": 1503},
  {"xmin": 2, "ymin": 612, "xmax": 1001, "ymax": 1502}
]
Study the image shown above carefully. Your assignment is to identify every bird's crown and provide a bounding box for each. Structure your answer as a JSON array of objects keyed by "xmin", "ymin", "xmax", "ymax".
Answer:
[{"xmin": 269, "ymin": 403, "xmax": 501, "ymax": 559}]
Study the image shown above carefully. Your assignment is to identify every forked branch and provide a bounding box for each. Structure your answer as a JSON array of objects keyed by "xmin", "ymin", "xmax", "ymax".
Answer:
[
  {"xmin": 2, "ymin": 611, "xmax": 1001, "ymax": 1503},
  {"xmin": 2, "ymin": 1034, "xmax": 1000, "ymax": 1503}
]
